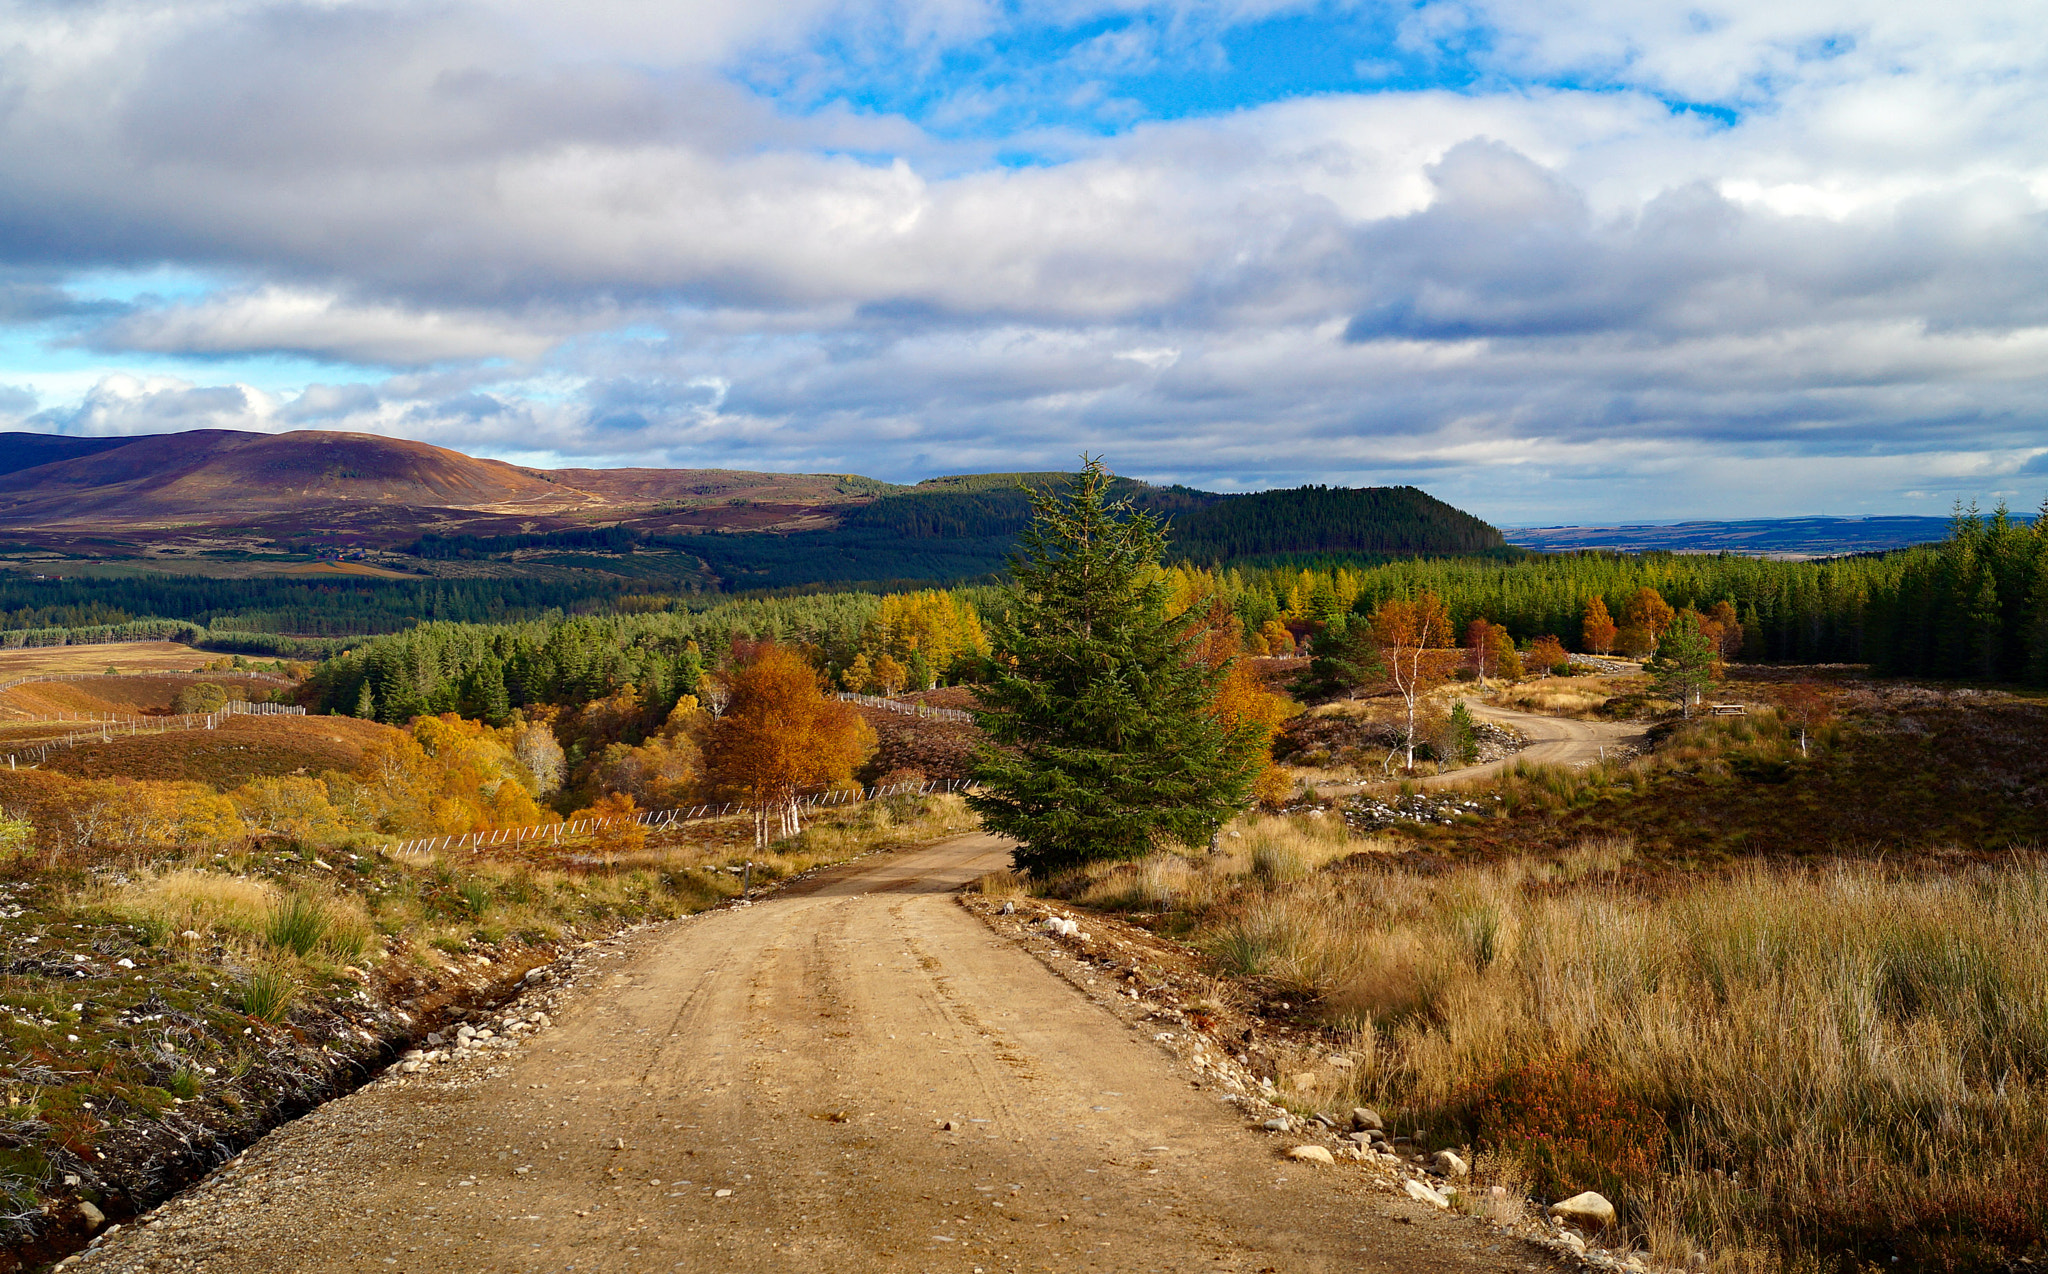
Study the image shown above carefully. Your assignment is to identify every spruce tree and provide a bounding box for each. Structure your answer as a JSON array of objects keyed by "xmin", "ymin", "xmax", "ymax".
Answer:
[
  {"xmin": 1645, "ymin": 611, "xmax": 1718, "ymax": 716},
  {"xmin": 968, "ymin": 459, "xmax": 1263, "ymax": 877}
]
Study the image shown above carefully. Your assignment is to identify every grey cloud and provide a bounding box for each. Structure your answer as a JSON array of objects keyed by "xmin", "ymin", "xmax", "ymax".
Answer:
[{"xmin": 1345, "ymin": 141, "xmax": 2048, "ymax": 344}]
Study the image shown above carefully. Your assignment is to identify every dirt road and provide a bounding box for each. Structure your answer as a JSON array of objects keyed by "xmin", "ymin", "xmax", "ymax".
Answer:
[
  {"xmin": 1320, "ymin": 700, "xmax": 1646, "ymax": 797},
  {"xmin": 75, "ymin": 835, "xmax": 1552, "ymax": 1274},
  {"xmin": 1427, "ymin": 700, "xmax": 1646, "ymax": 789}
]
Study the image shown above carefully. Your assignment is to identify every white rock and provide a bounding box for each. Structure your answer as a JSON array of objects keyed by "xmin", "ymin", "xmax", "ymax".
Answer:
[
  {"xmin": 1349, "ymin": 1107, "xmax": 1384, "ymax": 1132},
  {"xmin": 76, "ymin": 1201, "xmax": 106, "ymax": 1230},
  {"xmin": 1403, "ymin": 1178, "xmax": 1450, "ymax": 1209},
  {"xmin": 1261, "ymin": 1117, "xmax": 1292, "ymax": 1132},
  {"xmin": 1431, "ymin": 1150, "xmax": 1470, "ymax": 1177},
  {"xmin": 1285, "ymin": 1145, "xmax": 1335, "ymax": 1166},
  {"xmin": 1550, "ymin": 1191, "xmax": 1617, "ymax": 1231}
]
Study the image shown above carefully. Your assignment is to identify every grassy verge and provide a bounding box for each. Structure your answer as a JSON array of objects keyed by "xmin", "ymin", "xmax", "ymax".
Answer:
[
  {"xmin": 1041, "ymin": 813, "xmax": 2048, "ymax": 1273},
  {"xmin": 0, "ymin": 791, "xmax": 974, "ymax": 1268}
]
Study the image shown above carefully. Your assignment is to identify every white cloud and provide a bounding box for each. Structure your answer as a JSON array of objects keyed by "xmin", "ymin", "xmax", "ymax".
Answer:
[
  {"xmin": 0, "ymin": 0, "xmax": 2043, "ymax": 519},
  {"xmin": 84, "ymin": 288, "xmax": 577, "ymax": 366}
]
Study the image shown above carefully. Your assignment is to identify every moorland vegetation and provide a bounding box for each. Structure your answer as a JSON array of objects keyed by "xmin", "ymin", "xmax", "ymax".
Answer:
[{"xmin": 0, "ymin": 464, "xmax": 2043, "ymax": 1271}]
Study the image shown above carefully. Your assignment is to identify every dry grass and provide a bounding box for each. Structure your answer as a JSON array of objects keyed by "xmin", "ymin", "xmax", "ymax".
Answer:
[
  {"xmin": 1171, "ymin": 844, "xmax": 2048, "ymax": 1270},
  {"xmin": 1037, "ymin": 795, "xmax": 2048, "ymax": 1269},
  {"xmin": 0, "ymin": 673, "xmax": 281, "ymax": 719},
  {"xmin": 0, "ymin": 642, "xmax": 211, "ymax": 679},
  {"xmin": 1490, "ymin": 675, "xmax": 1631, "ymax": 719}
]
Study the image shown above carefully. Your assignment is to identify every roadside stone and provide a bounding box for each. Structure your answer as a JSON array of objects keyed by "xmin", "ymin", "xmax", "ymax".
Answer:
[
  {"xmin": 76, "ymin": 1201, "xmax": 106, "ymax": 1231},
  {"xmin": 1431, "ymin": 1150, "xmax": 1469, "ymax": 1177},
  {"xmin": 1284, "ymin": 1145, "xmax": 1335, "ymax": 1166},
  {"xmin": 1349, "ymin": 1107, "xmax": 1383, "ymax": 1132},
  {"xmin": 1261, "ymin": 1117, "xmax": 1292, "ymax": 1132},
  {"xmin": 1403, "ymin": 1178, "xmax": 1450, "ymax": 1209},
  {"xmin": 1550, "ymin": 1191, "xmax": 1618, "ymax": 1231}
]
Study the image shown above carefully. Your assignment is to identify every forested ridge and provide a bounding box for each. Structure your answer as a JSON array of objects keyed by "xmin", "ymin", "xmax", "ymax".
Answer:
[
  {"xmin": 381, "ymin": 477, "xmax": 1503, "ymax": 592},
  {"xmin": 7, "ymin": 497, "xmax": 2045, "ymax": 690},
  {"xmin": 1168, "ymin": 485, "xmax": 1506, "ymax": 558}
]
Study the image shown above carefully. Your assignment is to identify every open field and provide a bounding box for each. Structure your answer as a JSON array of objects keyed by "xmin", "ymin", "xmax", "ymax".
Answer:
[
  {"xmin": 0, "ymin": 673, "xmax": 285, "ymax": 720},
  {"xmin": 31, "ymin": 714, "xmax": 397, "ymax": 786},
  {"xmin": 0, "ymin": 642, "xmax": 210, "ymax": 679},
  {"xmin": 272, "ymin": 560, "xmax": 418, "ymax": 579}
]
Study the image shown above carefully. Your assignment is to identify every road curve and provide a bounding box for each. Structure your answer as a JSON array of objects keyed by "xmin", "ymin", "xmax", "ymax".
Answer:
[
  {"xmin": 1334, "ymin": 699, "xmax": 1647, "ymax": 793},
  {"xmin": 78, "ymin": 833, "xmax": 1552, "ymax": 1274}
]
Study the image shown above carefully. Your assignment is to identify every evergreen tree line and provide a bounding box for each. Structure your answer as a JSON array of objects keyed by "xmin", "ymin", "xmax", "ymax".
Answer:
[
  {"xmin": 1864, "ymin": 504, "xmax": 2048, "ymax": 682},
  {"xmin": 305, "ymin": 592, "xmax": 895, "ymax": 724},
  {"xmin": 0, "ymin": 573, "xmax": 658, "ymax": 637},
  {"xmin": 305, "ymin": 500, "xmax": 2048, "ymax": 724}
]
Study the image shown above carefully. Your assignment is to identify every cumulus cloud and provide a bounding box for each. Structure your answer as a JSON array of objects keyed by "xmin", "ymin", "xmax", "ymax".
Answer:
[{"xmin": 0, "ymin": 0, "xmax": 2044, "ymax": 519}]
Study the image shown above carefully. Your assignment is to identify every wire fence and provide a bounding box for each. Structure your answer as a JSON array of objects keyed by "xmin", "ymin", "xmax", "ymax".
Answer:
[
  {"xmin": 387, "ymin": 776, "xmax": 980, "ymax": 857},
  {"xmin": 833, "ymin": 691, "xmax": 974, "ymax": 723},
  {"xmin": 0, "ymin": 669, "xmax": 294, "ymax": 697},
  {"xmin": 1, "ymin": 699, "xmax": 307, "ymax": 769}
]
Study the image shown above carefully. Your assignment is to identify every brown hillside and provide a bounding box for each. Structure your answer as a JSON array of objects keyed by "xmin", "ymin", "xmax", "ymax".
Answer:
[
  {"xmin": 0, "ymin": 674, "xmax": 287, "ymax": 718},
  {"xmin": 40, "ymin": 714, "xmax": 400, "ymax": 786},
  {"xmin": 547, "ymin": 467, "xmax": 860, "ymax": 506},
  {"xmin": 0, "ymin": 430, "xmax": 592, "ymax": 526}
]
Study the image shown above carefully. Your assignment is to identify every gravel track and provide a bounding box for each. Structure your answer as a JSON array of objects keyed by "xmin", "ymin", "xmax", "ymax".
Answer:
[{"xmin": 66, "ymin": 834, "xmax": 1557, "ymax": 1274}]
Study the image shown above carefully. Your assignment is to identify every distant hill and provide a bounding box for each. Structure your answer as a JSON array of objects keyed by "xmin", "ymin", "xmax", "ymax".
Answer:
[
  {"xmin": 1168, "ymin": 485, "xmax": 1506, "ymax": 559},
  {"xmin": 0, "ymin": 427, "xmax": 1504, "ymax": 594},
  {"xmin": 1503, "ymin": 516, "xmax": 2032, "ymax": 558},
  {"xmin": 0, "ymin": 429, "xmax": 578, "ymax": 523}
]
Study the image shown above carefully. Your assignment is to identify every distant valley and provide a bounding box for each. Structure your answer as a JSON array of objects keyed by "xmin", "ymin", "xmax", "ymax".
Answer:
[{"xmin": 1504, "ymin": 514, "xmax": 2035, "ymax": 558}]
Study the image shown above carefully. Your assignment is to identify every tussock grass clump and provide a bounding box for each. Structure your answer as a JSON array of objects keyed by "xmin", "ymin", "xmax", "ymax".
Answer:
[
  {"xmin": 234, "ymin": 966, "xmax": 299, "ymax": 1023},
  {"xmin": 264, "ymin": 892, "xmax": 328, "ymax": 956}
]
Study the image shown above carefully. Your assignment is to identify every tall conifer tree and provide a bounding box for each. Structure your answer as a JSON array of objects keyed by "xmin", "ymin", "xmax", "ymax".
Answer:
[{"xmin": 969, "ymin": 459, "xmax": 1262, "ymax": 877}]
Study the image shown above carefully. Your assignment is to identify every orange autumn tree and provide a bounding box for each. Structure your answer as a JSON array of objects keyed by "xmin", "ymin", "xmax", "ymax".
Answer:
[
  {"xmin": 1191, "ymin": 599, "xmax": 1298, "ymax": 809},
  {"xmin": 1581, "ymin": 595, "xmax": 1618, "ymax": 655},
  {"xmin": 1624, "ymin": 587, "xmax": 1676, "ymax": 640},
  {"xmin": 1371, "ymin": 591, "xmax": 1454, "ymax": 770},
  {"xmin": 709, "ymin": 646, "xmax": 876, "ymax": 848}
]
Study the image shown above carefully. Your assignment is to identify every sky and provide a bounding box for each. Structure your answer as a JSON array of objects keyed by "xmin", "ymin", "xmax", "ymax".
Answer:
[{"xmin": 1, "ymin": 0, "xmax": 2045, "ymax": 525}]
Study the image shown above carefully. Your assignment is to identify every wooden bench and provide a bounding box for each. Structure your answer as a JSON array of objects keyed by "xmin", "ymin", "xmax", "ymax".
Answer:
[{"xmin": 1709, "ymin": 703, "xmax": 1747, "ymax": 716}]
